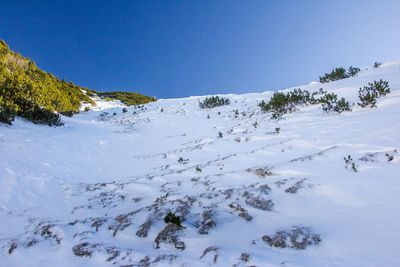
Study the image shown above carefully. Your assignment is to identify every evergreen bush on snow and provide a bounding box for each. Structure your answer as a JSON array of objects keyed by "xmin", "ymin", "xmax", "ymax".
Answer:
[
  {"xmin": 164, "ymin": 212, "xmax": 183, "ymax": 227},
  {"xmin": 347, "ymin": 66, "xmax": 360, "ymax": 77},
  {"xmin": 258, "ymin": 88, "xmax": 325, "ymax": 119},
  {"xmin": 358, "ymin": 80, "xmax": 390, "ymax": 108},
  {"xmin": 319, "ymin": 67, "xmax": 349, "ymax": 83},
  {"xmin": 320, "ymin": 93, "xmax": 351, "ymax": 113},
  {"xmin": 199, "ymin": 96, "xmax": 230, "ymax": 108}
]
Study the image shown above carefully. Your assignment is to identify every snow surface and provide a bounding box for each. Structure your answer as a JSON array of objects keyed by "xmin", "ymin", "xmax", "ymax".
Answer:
[{"xmin": 1, "ymin": 61, "xmax": 400, "ymax": 266}]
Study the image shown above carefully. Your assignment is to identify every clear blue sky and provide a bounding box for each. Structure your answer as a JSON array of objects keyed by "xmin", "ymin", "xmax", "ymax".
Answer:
[{"xmin": 1, "ymin": 0, "xmax": 399, "ymax": 99}]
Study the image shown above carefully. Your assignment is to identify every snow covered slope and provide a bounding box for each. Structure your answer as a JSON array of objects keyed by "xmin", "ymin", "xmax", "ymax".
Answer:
[{"xmin": 1, "ymin": 61, "xmax": 400, "ymax": 266}]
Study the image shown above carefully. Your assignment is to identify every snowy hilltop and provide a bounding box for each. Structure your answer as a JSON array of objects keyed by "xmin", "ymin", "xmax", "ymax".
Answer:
[{"xmin": 1, "ymin": 60, "xmax": 400, "ymax": 266}]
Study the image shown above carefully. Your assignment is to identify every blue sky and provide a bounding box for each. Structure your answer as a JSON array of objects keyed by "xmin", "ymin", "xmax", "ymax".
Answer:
[{"xmin": 1, "ymin": 0, "xmax": 399, "ymax": 98}]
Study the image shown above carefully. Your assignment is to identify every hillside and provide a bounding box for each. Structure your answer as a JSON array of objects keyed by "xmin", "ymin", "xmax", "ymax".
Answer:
[
  {"xmin": 0, "ymin": 60, "xmax": 400, "ymax": 266},
  {"xmin": 0, "ymin": 40, "xmax": 156, "ymax": 125}
]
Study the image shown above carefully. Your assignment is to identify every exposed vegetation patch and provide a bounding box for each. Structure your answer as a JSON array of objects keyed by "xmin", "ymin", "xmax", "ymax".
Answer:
[
  {"xmin": 199, "ymin": 209, "xmax": 217, "ymax": 234},
  {"xmin": 154, "ymin": 223, "xmax": 186, "ymax": 250},
  {"xmin": 72, "ymin": 242, "xmax": 95, "ymax": 257},
  {"xmin": 285, "ymin": 178, "xmax": 307, "ymax": 194},
  {"xmin": 262, "ymin": 226, "xmax": 321, "ymax": 250},
  {"xmin": 245, "ymin": 195, "xmax": 274, "ymax": 211},
  {"xmin": 247, "ymin": 166, "xmax": 274, "ymax": 177},
  {"xmin": 344, "ymin": 155, "xmax": 358, "ymax": 172},
  {"xmin": 229, "ymin": 203, "xmax": 253, "ymax": 221},
  {"xmin": 164, "ymin": 212, "xmax": 183, "ymax": 227},
  {"xmin": 200, "ymin": 246, "xmax": 220, "ymax": 264}
]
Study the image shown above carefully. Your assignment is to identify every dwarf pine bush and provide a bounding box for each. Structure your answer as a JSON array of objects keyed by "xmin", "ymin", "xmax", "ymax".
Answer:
[
  {"xmin": 374, "ymin": 62, "xmax": 382, "ymax": 68},
  {"xmin": 347, "ymin": 66, "xmax": 360, "ymax": 77},
  {"xmin": 358, "ymin": 80, "xmax": 390, "ymax": 108},
  {"xmin": 26, "ymin": 107, "xmax": 63, "ymax": 126},
  {"xmin": 199, "ymin": 96, "xmax": 230, "ymax": 108},
  {"xmin": 164, "ymin": 212, "xmax": 182, "ymax": 227},
  {"xmin": 319, "ymin": 67, "xmax": 349, "ymax": 83},
  {"xmin": 0, "ymin": 40, "xmax": 155, "ymax": 125},
  {"xmin": 97, "ymin": 91, "xmax": 156, "ymax": 106},
  {"xmin": 258, "ymin": 88, "xmax": 325, "ymax": 119},
  {"xmin": 319, "ymin": 93, "xmax": 338, "ymax": 112},
  {"xmin": 334, "ymin": 97, "xmax": 351, "ymax": 113},
  {"xmin": 0, "ymin": 100, "xmax": 16, "ymax": 124},
  {"xmin": 258, "ymin": 92, "xmax": 291, "ymax": 114},
  {"xmin": 319, "ymin": 93, "xmax": 351, "ymax": 113}
]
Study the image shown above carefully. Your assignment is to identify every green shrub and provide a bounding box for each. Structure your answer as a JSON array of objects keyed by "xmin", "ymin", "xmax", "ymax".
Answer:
[
  {"xmin": 122, "ymin": 107, "xmax": 128, "ymax": 113},
  {"xmin": 84, "ymin": 106, "xmax": 90, "ymax": 112},
  {"xmin": 0, "ymin": 40, "xmax": 155, "ymax": 125},
  {"xmin": 26, "ymin": 106, "xmax": 63, "ymax": 126},
  {"xmin": 320, "ymin": 93, "xmax": 351, "ymax": 113},
  {"xmin": 164, "ymin": 212, "xmax": 182, "ymax": 227},
  {"xmin": 358, "ymin": 80, "xmax": 390, "ymax": 108},
  {"xmin": 259, "ymin": 88, "xmax": 325, "ymax": 119},
  {"xmin": 258, "ymin": 92, "xmax": 290, "ymax": 114},
  {"xmin": 97, "ymin": 91, "xmax": 156, "ymax": 106},
  {"xmin": 319, "ymin": 93, "xmax": 337, "ymax": 112},
  {"xmin": 347, "ymin": 66, "xmax": 360, "ymax": 77},
  {"xmin": 60, "ymin": 110, "xmax": 74, "ymax": 117},
  {"xmin": 333, "ymin": 97, "xmax": 351, "ymax": 113},
  {"xmin": 199, "ymin": 96, "xmax": 230, "ymax": 108},
  {"xmin": 0, "ymin": 100, "xmax": 16, "ymax": 124},
  {"xmin": 319, "ymin": 67, "xmax": 349, "ymax": 83},
  {"xmin": 259, "ymin": 88, "xmax": 350, "ymax": 117},
  {"xmin": 178, "ymin": 157, "xmax": 189, "ymax": 164}
]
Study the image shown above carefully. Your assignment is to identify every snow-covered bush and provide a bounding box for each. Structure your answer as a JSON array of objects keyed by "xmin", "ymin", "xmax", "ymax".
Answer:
[
  {"xmin": 358, "ymin": 80, "xmax": 390, "ymax": 108},
  {"xmin": 374, "ymin": 62, "xmax": 382, "ymax": 68},
  {"xmin": 199, "ymin": 96, "xmax": 230, "ymax": 108}
]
